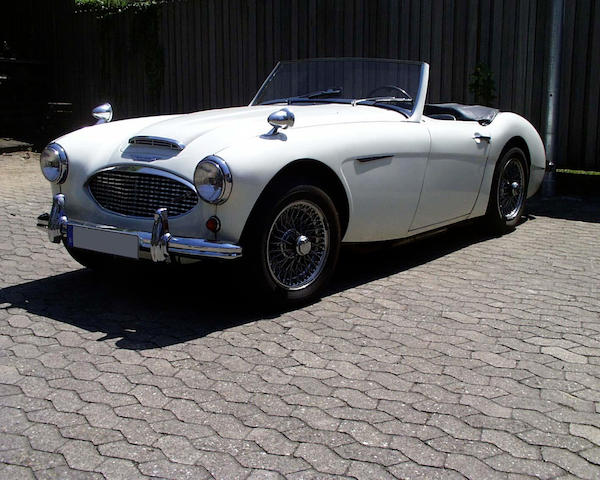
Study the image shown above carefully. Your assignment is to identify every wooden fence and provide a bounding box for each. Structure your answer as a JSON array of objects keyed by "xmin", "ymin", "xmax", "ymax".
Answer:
[{"xmin": 11, "ymin": 0, "xmax": 600, "ymax": 170}]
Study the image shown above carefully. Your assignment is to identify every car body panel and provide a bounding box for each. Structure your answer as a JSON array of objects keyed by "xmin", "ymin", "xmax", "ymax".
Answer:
[{"xmin": 410, "ymin": 118, "xmax": 490, "ymax": 230}]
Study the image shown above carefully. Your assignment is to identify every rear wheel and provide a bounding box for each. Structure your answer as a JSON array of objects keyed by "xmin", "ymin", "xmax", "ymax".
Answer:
[
  {"xmin": 244, "ymin": 183, "xmax": 341, "ymax": 304},
  {"xmin": 485, "ymin": 146, "xmax": 528, "ymax": 233}
]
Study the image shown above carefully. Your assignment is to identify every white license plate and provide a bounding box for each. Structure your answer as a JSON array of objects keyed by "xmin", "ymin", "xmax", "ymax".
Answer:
[{"xmin": 70, "ymin": 225, "xmax": 139, "ymax": 259}]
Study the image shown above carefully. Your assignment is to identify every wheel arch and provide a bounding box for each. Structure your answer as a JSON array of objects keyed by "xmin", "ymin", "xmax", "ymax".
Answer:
[
  {"xmin": 239, "ymin": 158, "xmax": 350, "ymax": 244},
  {"xmin": 500, "ymin": 136, "xmax": 531, "ymax": 174}
]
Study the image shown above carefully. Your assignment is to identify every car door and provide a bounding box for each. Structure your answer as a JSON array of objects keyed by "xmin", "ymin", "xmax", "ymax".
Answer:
[
  {"xmin": 340, "ymin": 121, "xmax": 431, "ymax": 242},
  {"xmin": 409, "ymin": 120, "xmax": 490, "ymax": 231}
]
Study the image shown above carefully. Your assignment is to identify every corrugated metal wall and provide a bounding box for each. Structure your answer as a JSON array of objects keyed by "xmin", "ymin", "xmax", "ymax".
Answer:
[
  {"xmin": 46, "ymin": 0, "xmax": 600, "ymax": 169},
  {"xmin": 559, "ymin": 0, "xmax": 600, "ymax": 170}
]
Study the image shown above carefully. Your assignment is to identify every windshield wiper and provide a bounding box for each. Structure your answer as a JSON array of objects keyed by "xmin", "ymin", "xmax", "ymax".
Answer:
[
  {"xmin": 291, "ymin": 87, "xmax": 343, "ymax": 101},
  {"xmin": 352, "ymin": 96, "xmax": 412, "ymax": 106}
]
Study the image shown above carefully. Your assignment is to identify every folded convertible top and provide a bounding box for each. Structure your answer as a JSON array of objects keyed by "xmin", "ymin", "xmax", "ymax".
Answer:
[{"xmin": 424, "ymin": 103, "xmax": 499, "ymax": 125}]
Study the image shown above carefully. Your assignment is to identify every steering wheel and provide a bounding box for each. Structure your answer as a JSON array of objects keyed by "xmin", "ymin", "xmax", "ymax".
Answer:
[{"xmin": 366, "ymin": 85, "xmax": 413, "ymax": 102}]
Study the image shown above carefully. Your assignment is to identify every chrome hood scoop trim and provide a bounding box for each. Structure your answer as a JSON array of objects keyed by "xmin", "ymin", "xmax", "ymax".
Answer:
[{"xmin": 128, "ymin": 136, "xmax": 186, "ymax": 151}]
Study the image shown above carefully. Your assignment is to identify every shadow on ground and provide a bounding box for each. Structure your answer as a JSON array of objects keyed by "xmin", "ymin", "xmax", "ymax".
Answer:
[
  {"xmin": 527, "ymin": 173, "xmax": 600, "ymax": 223},
  {"xmin": 2, "ymin": 222, "xmax": 494, "ymax": 350},
  {"xmin": 1, "ymin": 190, "xmax": 595, "ymax": 350}
]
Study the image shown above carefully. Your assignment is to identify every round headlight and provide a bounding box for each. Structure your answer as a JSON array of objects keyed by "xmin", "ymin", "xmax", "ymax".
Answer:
[
  {"xmin": 193, "ymin": 155, "xmax": 232, "ymax": 204},
  {"xmin": 40, "ymin": 143, "xmax": 68, "ymax": 184}
]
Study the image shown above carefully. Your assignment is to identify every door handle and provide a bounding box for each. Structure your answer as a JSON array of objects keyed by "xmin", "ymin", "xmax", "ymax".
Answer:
[{"xmin": 473, "ymin": 133, "xmax": 491, "ymax": 144}]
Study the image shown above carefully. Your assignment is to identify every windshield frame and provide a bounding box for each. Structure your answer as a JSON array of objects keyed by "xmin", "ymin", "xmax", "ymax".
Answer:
[{"xmin": 249, "ymin": 57, "xmax": 430, "ymax": 122}]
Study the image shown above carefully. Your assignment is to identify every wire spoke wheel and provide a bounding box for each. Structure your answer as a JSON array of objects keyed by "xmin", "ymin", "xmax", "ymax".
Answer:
[
  {"xmin": 266, "ymin": 200, "xmax": 330, "ymax": 290},
  {"xmin": 497, "ymin": 157, "xmax": 525, "ymax": 221}
]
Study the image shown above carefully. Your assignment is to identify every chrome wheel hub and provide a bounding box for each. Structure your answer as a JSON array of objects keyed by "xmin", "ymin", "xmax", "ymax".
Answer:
[
  {"xmin": 296, "ymin": 235, "xmax": 312, "ymax": 256},
  {"xmin": 266, "ymin": 200, "xmax": 329, "ymax": 290},
  {"xmin": 511, "ymin": 181, "xmax": 520, "ymax": 196},
  {"xmin": 497, "ymin": 158, "xmax": 525, "ymax": 221}
]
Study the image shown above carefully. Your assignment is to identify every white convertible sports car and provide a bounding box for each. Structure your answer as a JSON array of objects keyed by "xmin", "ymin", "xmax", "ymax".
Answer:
[{"xmin": 37, "ymin": 58, "xmax": 546, "ymax": 302}]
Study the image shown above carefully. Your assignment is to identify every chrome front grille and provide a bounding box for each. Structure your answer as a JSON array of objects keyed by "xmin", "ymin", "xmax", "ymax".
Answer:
[{"xmin": 88, "ymin": 169, "xmax": 198, "ymax": 218}]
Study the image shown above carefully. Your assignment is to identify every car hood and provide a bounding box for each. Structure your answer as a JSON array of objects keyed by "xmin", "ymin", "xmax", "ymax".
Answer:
[{"xmin": 130, "ymin": 103, "xmax": 403, "ymax": 150}]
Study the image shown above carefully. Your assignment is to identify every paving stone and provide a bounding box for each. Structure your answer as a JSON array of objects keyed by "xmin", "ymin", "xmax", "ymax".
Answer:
[
  {"xmin": 427, "ymin": 413, "xmax": 480, "ymax": 441},
  {"xmin": 427, "ymin": 436, "xmax": 501, "ymax": 458},
  {"xmin": 0, "ymin": 464, "xmax": 35, "ymax": 480},
  {"xmin": 541, "ymin": 347, "xmax": 588, "ymax": 364},
  {"xmin": 481, "ymin": 428, "xmax": 540, "ymax": 459},
  {"xmin": 294, "ymin": 442, "xmax": 350, "ymax": 475},
  {"xmin": 22, "ymin": 424, "xmax": 66, "ymax": 452},
  {"xmin": 154, "ymin": 435, "xmax": 201, "ymax": 465},
  {"xmin": 95, "ymin": 458, "xmax": 147, "ymax": 480},
  {"xmin": 338, "ymin": 419, "xmax": 391, "ymax": 447},
  {"xmin": 58, "ymin": 440, "xmax": 104, "ymax": 470},
  {"xmin": 247, "ymin": 428, "xmax": 298, "ymax": 455},
  {"xmin": 389, "ymin": 436, "xmax": 446, "ymax": 467},
  {"xmin": 346, "ymin": 460, "xmax": 398, "ymax": 480},
  {"xmin": 570, "ymin": 423, "xmax": 600, "ymax": 446},
  {"xmin": 389, "ymin": 462, "xmax": 466, "ymax": 479},
  {"xmin": 542, "ymin": 447, "xmax": 600, "ymax": 480},
  {"xmin": 485, "ymin": 453, "xmax": 565, "ymax": 479},
  {"xmin": 34, "ymin": 466, "xmax": 104, "ymax": 479},
  {"xmin": 237, "ymin": 451, "xmax": 310, "ymax": 474},
  {"xmin": 334, "ymin": 442, "xmax": 408, "ymax": 466},
  {"xmin": 138, "ymin": 459, "xmax": 212, "ymax": 479},
  {"xmin": 445, "ymin": 452, "xmax": 505, "ymax": 480},
  {"xmin": 98, "ymin": 440, "xmax": 163, "ymax": 462},
  {"xmin": 194, "ymin": 450, "xmax": 250, "ymax": 480}
]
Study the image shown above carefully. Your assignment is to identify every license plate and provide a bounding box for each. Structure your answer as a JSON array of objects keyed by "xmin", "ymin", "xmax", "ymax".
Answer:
[{"xmin": 68, "ymin": 225, "xmax": 139, "ymax": 259}]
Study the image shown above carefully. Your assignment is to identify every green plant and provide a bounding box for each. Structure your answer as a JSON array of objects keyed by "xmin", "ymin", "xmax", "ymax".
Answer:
[
  {"xmin": 75, "ymin": 0, "xmax": 170, "ymax": 18},
  {"xmin": 469, "ymin": 63, "xmax": 497, "ymax": 106}
]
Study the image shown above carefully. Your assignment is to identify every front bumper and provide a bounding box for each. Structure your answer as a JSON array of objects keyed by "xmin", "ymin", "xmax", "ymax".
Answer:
[{"xmin": 37, "ymin": 194, "xmax": 242, "ymax": 262}]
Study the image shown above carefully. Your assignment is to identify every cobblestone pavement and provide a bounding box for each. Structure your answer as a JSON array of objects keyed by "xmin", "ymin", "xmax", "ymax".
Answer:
[{"xmin": 1, "ymin": 151, "xmax": 600, "ymax": 479}]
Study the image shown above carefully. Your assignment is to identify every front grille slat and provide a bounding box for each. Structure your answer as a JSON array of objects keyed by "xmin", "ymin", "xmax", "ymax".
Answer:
[{"xmin": 89, "ymin": 170, "xmax": 198, "ymax": 217}]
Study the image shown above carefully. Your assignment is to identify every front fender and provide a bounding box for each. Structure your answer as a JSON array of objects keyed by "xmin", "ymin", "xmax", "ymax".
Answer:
[{"xmin": 213, "ymin": 128, "xmax": 353, "ymax": 244}]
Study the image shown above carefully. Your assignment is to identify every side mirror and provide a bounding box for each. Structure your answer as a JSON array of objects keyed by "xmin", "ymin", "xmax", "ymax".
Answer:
[
  {"xmin": 266, "ymin": 108, "xmax": 294, "ymax": 135},
  {"xmin": 92, "ymin": 103, "xmax": 113, "ymax": 124}
]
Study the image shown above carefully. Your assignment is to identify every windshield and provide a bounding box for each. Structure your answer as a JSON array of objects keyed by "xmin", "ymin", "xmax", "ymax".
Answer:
[{"xmin": 251, "ymin": 58, "xmax": 426, "ymax": 117}]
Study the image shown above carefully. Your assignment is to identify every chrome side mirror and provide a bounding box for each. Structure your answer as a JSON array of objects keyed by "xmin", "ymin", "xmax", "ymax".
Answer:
[
  {"xmin": 266, "ymin": 108, "xmax": 294, "ymax": 135},
  {"xmin": 92, "ymin": 103, "xmax": 113, "ymax": 124}
]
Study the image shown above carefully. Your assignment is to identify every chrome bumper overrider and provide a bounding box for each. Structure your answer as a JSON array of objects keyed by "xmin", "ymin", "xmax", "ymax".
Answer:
[{"xmin": 37, "ymin": 194, "xmax": 242, "ymax": 261}]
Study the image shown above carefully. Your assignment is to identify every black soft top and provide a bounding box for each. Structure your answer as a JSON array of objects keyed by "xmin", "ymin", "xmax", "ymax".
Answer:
[{"xmin": 424, "ymin": 103, "xmax": 499, "ymax": 125}]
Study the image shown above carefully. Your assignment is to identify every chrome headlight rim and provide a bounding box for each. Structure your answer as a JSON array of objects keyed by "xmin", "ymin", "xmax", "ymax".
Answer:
[
  {"xmin": 40, "ymin": 143, "xmax": 68, "ymax": 184},
  {"xmin": 194, "ymin": 155, "xmax": 232, "ymax": 205}
]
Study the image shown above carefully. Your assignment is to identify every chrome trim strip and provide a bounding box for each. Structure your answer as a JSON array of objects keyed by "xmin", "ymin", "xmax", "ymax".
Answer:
[{"xmin": 128, "ymin": 136, "xmax": 186, "ymax": 151}]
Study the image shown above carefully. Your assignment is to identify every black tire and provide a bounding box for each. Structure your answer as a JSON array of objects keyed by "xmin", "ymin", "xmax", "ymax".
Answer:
[
  {"xmin": 243, "ymin": 183, "xmax": 341, "ymax": 304},
  {"xmin": 485, "ymin": 146, "xmax": 528, "ymax": 233}
]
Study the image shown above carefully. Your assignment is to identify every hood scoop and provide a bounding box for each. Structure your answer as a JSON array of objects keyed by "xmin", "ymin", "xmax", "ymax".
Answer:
[{"xmin": 129, "ymin": 136, "xmax": 186, "ymax": 151}]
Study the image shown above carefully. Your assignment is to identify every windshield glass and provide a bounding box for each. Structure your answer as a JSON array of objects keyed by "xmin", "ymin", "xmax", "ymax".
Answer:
[{"xmin": 251, "ymin": 58, "xmax": 425, "ymax": 115}]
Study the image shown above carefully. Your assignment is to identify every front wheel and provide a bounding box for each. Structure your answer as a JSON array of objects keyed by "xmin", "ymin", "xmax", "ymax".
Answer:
[
  {"xmin": 485, "ymin": 146, "xmax": 528, "ymax": 233},
  {"xmin": 245, "ymin": 184, "xmax": 341, "ymax": 304}
]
